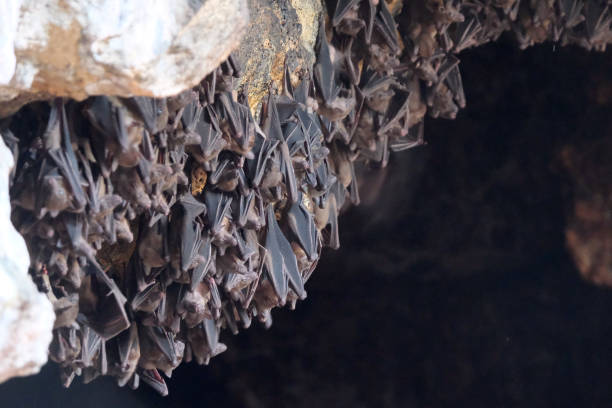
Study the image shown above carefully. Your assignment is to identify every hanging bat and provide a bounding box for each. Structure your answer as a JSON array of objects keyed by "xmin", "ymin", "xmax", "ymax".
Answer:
[
  {"xmin": 265, "ymin": 96, "xmax": 299, "ymax": 203},
  {"xmin": 190, "ymin": 235, "xmax": 213, "ymax": 291},
  {"xmin": 175, "ymin": 193, "xmax": 206, "ymax": 272},
  {"xmin": 286, "ymin": 192, "xmax": 319, "ymax": 261},
  {"xmin": 120, "ymin": 96, "xmax": 168, "ymax": 135},
  {"xmin": 114, "ymin": 324, "xmax": 140, "ymax": 387},
  {"xmin": 374, "ymin": 0, "xmax": 400, "ymax": 53},
  {"xmin": 263, "ymin": 206, "xmax": 306, "ymax": 304}
]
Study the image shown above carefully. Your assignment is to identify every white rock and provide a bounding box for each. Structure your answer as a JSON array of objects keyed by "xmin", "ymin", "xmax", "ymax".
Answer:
[
  {"xmin": 0, "ymin": 0, "xmax": 248, "ymax": 103},
  {"xmin": 0, "ymin": 0, "xmax": 21, "ymax": 85},
  {"xmin": 0, "ymin": 137, "xmax": 55, "ymax": 384}
]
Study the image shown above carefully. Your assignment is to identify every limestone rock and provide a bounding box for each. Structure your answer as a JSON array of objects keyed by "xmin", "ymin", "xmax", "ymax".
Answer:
[
  {"xmin": 562, "ymin": 139, "xmax": 612, "ymax": 287},
  {"xmin": 235, "ymin": 0, "xmax": 321, "ymax": 116},
  {"xmin": 0, "ymin": 0, "xmax": 249, "ymax": 116},
  {"xmin": 0, "ymin": 136, "xmax": 55, "ymax": 384}
]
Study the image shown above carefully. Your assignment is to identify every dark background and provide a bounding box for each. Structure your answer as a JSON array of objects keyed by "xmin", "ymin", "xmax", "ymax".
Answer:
[{"xmin": 2, "ymin": 38, "xmax": 612, "ymax": 407}]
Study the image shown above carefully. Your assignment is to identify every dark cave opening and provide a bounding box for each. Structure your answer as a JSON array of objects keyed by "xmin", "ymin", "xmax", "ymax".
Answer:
[{"xmin": 1, "ymin": 39, "xmax": 612, "ymax": 408}]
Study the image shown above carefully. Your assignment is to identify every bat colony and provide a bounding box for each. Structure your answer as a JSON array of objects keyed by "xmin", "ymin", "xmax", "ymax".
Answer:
[{"xmin": 0, "ymin": 0, "xmax": 610, "ymax": 395}]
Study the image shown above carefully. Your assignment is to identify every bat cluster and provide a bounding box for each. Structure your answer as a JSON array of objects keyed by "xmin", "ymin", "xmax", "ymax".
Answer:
[
  {"xmin": 0, "ymin": 0, "xmax": 611, "ymax": 396},
  {"xmin": 1, "ymin": 29, "xmax": 397, "ymax": 391},
  {"xmin": 326, "ymin": 0, "xmax": 612, "ymax": 136},
  {"xmin": 398, "ymin": 0, "xmax": 612, "ymax": 54}
]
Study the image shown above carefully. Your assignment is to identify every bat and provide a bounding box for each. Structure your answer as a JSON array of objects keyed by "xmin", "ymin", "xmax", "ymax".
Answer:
[
  {"xmin": 559, "ymin": 0, "xmax": 585, "ymax": 29},
  {"xmin": 360, "ymin": 70, "xmax": 398, "ymax": 113},
  {"xmin": 292, "ymin": 74, "xmax": 310, "ymax": 106},
  {"xmin": 286, "ymin": 192, "xmax": 319, "ymax": 261},
  {"xmin": 175, "ymin": 193, "xmax": 206, "ymax": 272},
  {"xmin": 282, "ymin": 62, "xmax": 294, "ymax": 97},
  {"xmin": 114, "ymin": 324, "xmax": 140, "ymax": 387},
  {"xmin": 190, "ymin": 235, "xmax": 213, "ymax": 291},
  {"xmin": 201, "ymin": 69, "xmax": 217, "ymax": 105},
  {"xmin": 204, "ymin": 190, "xmax": 234, "ymax": 238},
  {"xmin": 51, "ymin": 293, "xmax": 79, "ymax": 329},
  {"xmin": 343, "ymin": 38, "xmax": 363, "ymax": 85},
  {"xmin": 47, "ymin": 101, "xmax": 87, "ymax": 211},
  {"xmin": 79, "ymin": 322, "xmax": 103, "ymax": 367},
  {"xmin": 120, "ymin": 96, "xmax": 168, "ymax": 135},
  {"xmin": 177, "ymin": 283, "xmax": 213, "ymax": 328},
  {"xmin": 166, "ymin": 89, "xmax": 197, "ymax": 117},
  {"xmin": 235, "ymin": 228, "xmax": 257, "ymax": 261},
  {"xmin": 131, "ymin": 282, "xmax": 164, "ymax": 313},
  {"xmin": 139, "ymin": 216, "xmax": 169, "ymax": 272},
  {"xmin": 186, "ymin": 321, "xmax": 226, "ymax": 365},
  {"xmin": 315, "ymin": 18, "xmax": 339, "ymax": 104},
  {"xmin": 83, "ymin": 96, "xmax": 128, "ymax": 150},
  {"xmin": 333, "ymin": 0, "xmax": 360, "ymax": 27},
  {"xmin": 217, "ymin": 92, "xmax": 253, "ymax": 156},
  {"xmin": 265, "ymin": 96, "xmax": 299, "ymax": 203},
  {"xmin": 209, "ymin": 159, "xmax": 240, "ymax": 192},
  {"xmin": 222, "ymin": 303, "xmax": 240, "ymax": 335},
  {"xmin": 194, "ymin": 105, "xmax": 227, "ymax": 164},
  {"xmin": 180, "ymin": 99, "xmax": 203, "ymax": 133},
  {"xmin": 451, "ymin": 15, "xmax": 483, "ymax": 53},
  {"xmin": 139, "ymin": 325, "xmax": 182, "ymax": 372},
  {"xmin": 390, "ymin": 120, "xmax": 425, "ymax": 152},
  {"xmin": 374, "ymin": 0, "xmax": 400, "ymax": 52},
  {"xmin": 236, "ymin": 189, "xmax": 255, "ymax": 227},
  {"xmin": 585, "ymin": 0, "xmax": 612, "ymax": 45},
  {"xmin": 378, "ymin": 90, "xmax": 410, "ymax": 137},
  {"xmin": 445, "ymin": 64, "xmax": 466, "ymax": 108},
  {"xmin": 263, "ymin": 206, "xmax": 306, "ymax": 303},
  {"xmin": 361, "ymin": 0, "xmax": 376, "ymax": 45},
  {"xmin": 276, "ymin": 95, "xmax": 299, "ymax": 123},
  {"xmin": 216, "ymin": 251, "xmax": 249, "ymax": 276},
  {"xmin": 206, "ymin": 276, "xmax": 222, "ymax": 316},
  {"xmin": 330, "ymin": 144, "xmax": 360, "ymax": 204},
  {"xmin": 246, "ymin": 130, "xmax": 280, "ymax": 188},
  {"xmin": 80, "ymin": 257, "xmax": 130, "ymax": 339}
]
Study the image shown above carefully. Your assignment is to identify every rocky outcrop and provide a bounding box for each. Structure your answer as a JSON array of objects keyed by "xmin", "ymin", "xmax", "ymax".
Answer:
[
  {"xmin": 562, "ymin": 139, "xmax": 612, "ymax": 287},
  {"xmin": 0, "ymin": 0, "xmax": 249, "ymax": 116},
  {"xmin": 0, "ymin": 136, "xmax": 55, "ymax": 384},
  {"xmin": 235, "ymin": 0, "xmax": 322, "ymax": 116}
]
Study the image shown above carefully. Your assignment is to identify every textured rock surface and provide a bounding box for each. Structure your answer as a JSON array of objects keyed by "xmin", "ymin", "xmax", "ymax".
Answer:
[
  {"xmin": 0, "ymin": 137, "xmax": 55, "ymax": 384},
  {"xmin": 0, "ymin": 0, "xmax": 248, "ymax": 116},
  {"xmin": 235, "ymin": 0, "xmax": 321, "ymax": 116},
  {"xmin": 562, "ymin": 138, "xmax": 612, "ymax": 286}
]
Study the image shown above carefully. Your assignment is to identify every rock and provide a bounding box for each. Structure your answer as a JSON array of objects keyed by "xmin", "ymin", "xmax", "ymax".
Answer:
[
  {"xmin": 561, "ymin": 139, "xmax": 612, "ymax": 287},
  {"xmin": 0, "ymin": 0, "xmax": 21, "ymax": 86},
  {"xmin": 0, "ymin": 0, "xmax": 249, "ymax": 117},
  {"xmin": 235, "ymin": 0, "xmax": 321, "ymax": 116},
  {"xmin": 0, "ymin": 136, "xmax": 55, "ymax": 384}
]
